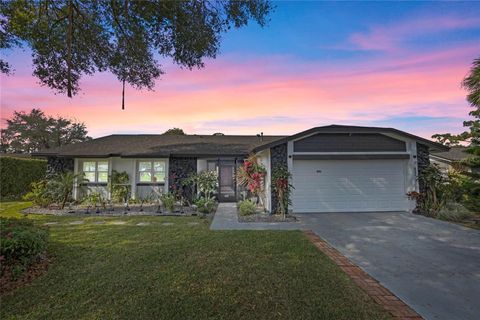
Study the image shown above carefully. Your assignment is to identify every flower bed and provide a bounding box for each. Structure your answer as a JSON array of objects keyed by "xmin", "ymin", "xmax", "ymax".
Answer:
[
  {"xmin": 22, "ymin": 203, "xmax": 202, "ymax": 216},
  {"xmin": 237, "ymin": 212, "xmax": 297, "ymax": 223},
  {"xmin": 236, "ymin": 200, "xmax": 297, "ymax": 223}
]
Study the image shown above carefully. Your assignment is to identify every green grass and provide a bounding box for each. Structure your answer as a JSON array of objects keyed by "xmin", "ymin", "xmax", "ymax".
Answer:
[{"xmin": 0, "ymin": 202, "xmax": 391, "ymax": 320}]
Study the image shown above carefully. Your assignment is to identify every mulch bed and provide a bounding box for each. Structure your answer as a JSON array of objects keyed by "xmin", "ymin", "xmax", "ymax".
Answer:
[
  {"xmin": 22, "ymin": 205, "xmax": 199, "ymax": 216},
  {"xmin": 0, "ymin": 255, "xmax": 53, "ymax": 296},
  {"xmin": 304, "ymin": 230, "xmax": 423, "ymax": 319},
  {"xmin": 238, "ymin": 212, "xmax": 297, "ymax": 223}
]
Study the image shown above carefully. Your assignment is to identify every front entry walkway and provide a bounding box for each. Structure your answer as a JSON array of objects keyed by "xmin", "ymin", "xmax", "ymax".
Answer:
[{"xmin": 211, "ymin": 204, "xmax": 480, "ymax": 320}]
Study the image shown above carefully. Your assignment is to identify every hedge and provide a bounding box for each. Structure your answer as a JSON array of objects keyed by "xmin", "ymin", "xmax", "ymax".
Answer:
[{"xmin": 0, "ymin": 157, "xmax": 47, "ymax": 200}]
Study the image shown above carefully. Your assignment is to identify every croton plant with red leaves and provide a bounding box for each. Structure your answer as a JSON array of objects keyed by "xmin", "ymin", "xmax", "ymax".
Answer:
[{"xmin": 236, "ymin": 154, "xmax": 267, "ymax": 199}]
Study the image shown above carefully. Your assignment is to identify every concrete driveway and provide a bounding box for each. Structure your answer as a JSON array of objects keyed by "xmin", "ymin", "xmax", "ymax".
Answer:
[{"xmin": 298, "ymin": 212, "xmax": 480, "ymax": 320}]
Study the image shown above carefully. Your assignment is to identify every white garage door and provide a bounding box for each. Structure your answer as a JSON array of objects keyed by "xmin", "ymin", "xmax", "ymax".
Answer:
[{"xmin": 292, "ymin": 159, "xmax": 409, "ymax": 213}]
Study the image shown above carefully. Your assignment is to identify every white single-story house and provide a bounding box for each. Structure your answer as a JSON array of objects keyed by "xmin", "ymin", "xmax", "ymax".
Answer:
[{"xmin": 34, "ymin": 125, "xmax": 448, "ymax": 213}]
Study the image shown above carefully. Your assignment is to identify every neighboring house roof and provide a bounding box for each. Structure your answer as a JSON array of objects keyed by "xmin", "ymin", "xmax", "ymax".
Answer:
[
  {"xmin": 252, "ymin": 124, "xmax": 449, "ymax": 152},
  {"xmin": 33, "ymin": 124, "xmax": 448, "ymax": 158},
  {"xmin": 431, "ymin": 146, "xmax": 470, "ymax": 162},
  {"xmin": 0, "ymin": 153, "xmax": 32, "ymax": 158},
  {"xmin": 33, "ymin": 134, "xmax": 286, "ymax": 158},
  {"xmin": 0, "ymin": 152, "xmax": 46, "ymax": 159}
]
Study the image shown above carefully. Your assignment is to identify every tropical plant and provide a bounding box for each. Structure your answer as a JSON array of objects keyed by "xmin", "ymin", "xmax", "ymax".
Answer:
[
  {"xmin": 431, "ymin": 57, "xmax": 480, "ymax": 215},
  {"xmin": 236, "ymin": 154, "xmax": 267, "ymax": 208},
  {"xmin": 109, "ymin": 170, "xmax": 131, "ymax": 203},
  {"xmin": 23, "ymin": 180, "xmax": 53, "ymax": 208},
  {"xmin": 160, "ymin": 193, "xmax": 176, "ymax": 213},
  {"xmin": 183, "ymin": 170, "xmax": 218, "ymax": 202},
  {"xmin": 272, "ymin": 166, "xmax": 293, "ymax": 217},
  {"xmin": 408, "ymin": 164, "xmax": 470, "ymax": 217},
  {"xmin": 194, "ymin": 197, "xmax": 216, "ymax": 214},
  {"xmin": 81, "ymin": 191, "xmax": 104, "ymax": 207},
  {"xmin": 238, "ymin": 199, "xmax": 256, "ymax": 216},
  {"xmin": 48, "ymin": 172, "xmax": 87, "ymax": 209}
]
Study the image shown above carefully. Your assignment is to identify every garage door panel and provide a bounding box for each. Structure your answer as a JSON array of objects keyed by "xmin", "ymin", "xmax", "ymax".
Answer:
[{"xmin": 292, "ymin": 159, "xmax": 409, "ymax": 213}]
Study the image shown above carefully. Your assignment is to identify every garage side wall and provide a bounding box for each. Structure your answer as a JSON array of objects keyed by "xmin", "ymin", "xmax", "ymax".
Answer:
[
  {"xmin": 416, "ymin": 143, "xmax": 430, "ymax": 193},
  {"xmin": 270, "ymin": 143, "xmax": 288, "ymax": 214}
]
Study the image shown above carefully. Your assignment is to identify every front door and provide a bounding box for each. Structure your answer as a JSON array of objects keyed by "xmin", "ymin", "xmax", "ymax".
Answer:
[{"xmin": 219, "ymin": 163, "xmax": 236, "ymax": 202}]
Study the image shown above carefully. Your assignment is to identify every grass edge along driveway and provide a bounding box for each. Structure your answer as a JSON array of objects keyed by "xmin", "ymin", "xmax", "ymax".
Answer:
[{"xmin": 0, "ymin": 202, "xmax": 391, "ymax": 320}]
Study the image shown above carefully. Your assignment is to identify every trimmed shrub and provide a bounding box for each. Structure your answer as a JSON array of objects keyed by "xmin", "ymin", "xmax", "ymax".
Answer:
[
  {"xmin": 238, "ymin": 199, "xmax": 256, "ymax": 216},
  {"xmin": 437, "ymin": 202, "xmax": 474, "ymax": 222},
  {"xmin": 0, "ymin": 157, "xmax": 47, "ymax": 200},
  {"xmin": 0, "ymin": 218, "xmax": 49, "ymax": 277},
  {"xmin": 194, "ymin": 197, "xmax": 216, "ymax": 214}
]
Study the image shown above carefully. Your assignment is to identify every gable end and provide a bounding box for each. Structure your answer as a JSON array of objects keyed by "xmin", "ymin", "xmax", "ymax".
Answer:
[{"xmin": 293, "ymin": 133, "xmax": 407, "ymax": 152}]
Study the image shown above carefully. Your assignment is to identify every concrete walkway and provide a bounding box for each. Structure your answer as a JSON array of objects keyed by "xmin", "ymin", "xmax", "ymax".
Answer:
[{"xmin": 210, "ymin": 203, "xmax": 480, "ymax": 320}]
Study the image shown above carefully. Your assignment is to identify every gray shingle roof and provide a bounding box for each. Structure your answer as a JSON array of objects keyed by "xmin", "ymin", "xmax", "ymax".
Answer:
[
  {"xmin": 34, "ymin": 125, "xmax": 448, "ymax": 158},
  {"xmin": 431, "ymin": 146, "xmax": 470, "ymax": 161},
  {"xmin": 34, "ymin": 134, "xmax": 286, "ymax": 158}
]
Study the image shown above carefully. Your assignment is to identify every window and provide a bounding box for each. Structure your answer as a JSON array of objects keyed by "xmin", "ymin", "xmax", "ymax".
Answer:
[
  {"xmin": 82, "ymin": 160, "xmax": 109, "ymax": 183},
  {"xmin": 207, "ymin": 160, "xmax": 218, "ymax": 172},
  {"xmin": 138, "ymin": 160, "xmax": 165, "ymax": 183}
]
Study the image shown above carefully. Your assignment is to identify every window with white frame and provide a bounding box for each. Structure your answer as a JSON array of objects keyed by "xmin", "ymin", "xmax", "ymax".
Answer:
[
  {"xmin": 82, "ymin": 160, "xmax": 109, "ymax": 183},
  {"xmin": 138, "ymin": 160, "xmax": 166, "ymax": 183}
]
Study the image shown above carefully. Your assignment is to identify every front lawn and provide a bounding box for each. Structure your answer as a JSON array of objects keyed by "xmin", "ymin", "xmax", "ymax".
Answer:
[{"xmin": 0, "ymin": 202, "xmax": 390, "ymax": 320}]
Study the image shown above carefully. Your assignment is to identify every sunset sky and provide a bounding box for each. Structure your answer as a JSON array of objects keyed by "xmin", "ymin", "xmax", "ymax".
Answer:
[{"xmin": 1, "ymin": 1, "xmax": 480, "ymax": 139}]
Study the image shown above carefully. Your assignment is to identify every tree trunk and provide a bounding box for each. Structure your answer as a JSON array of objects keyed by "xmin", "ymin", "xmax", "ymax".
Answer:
[
  {"xmin": 61, "ymin": 194, "xmax": 68, "ymax": 210},
  {"xmin": 67, "ymin": 0, "xmax": 73, "ymax": 97}
]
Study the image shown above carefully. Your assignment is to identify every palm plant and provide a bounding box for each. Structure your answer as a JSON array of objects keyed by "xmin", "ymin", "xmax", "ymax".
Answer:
[
  {"xmin": 47, "ymin": 171, "xmax": 87, "ymax": 209},
  {"xmin": 462, "ymin": 57, "xmax": 480, "ymax": 109}
]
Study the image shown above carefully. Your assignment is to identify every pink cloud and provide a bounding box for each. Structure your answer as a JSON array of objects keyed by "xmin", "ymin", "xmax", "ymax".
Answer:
[
  {"xmin": 349, "ymin": 16, "xmax": 480, "ymax": 52},
  {"xmin": 1, "ymin": 42, "xmax": 478, "ymax": 139}
]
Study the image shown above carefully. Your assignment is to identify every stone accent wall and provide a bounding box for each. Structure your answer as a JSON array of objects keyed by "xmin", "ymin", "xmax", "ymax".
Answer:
[
  {"xmin": 416, "ymin": 143, "xmax": 430, "ymax": 193},
  {"xmin": 270, "ymin": 143, "xmax": 288, "ymax": 214},
  {"xmin": 46, "ymin": 156, "xmax": 74, "ymax": 178},
  {"xmin": 168, "ymin": 157, "xmax": 197, "ymax": 202}
]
